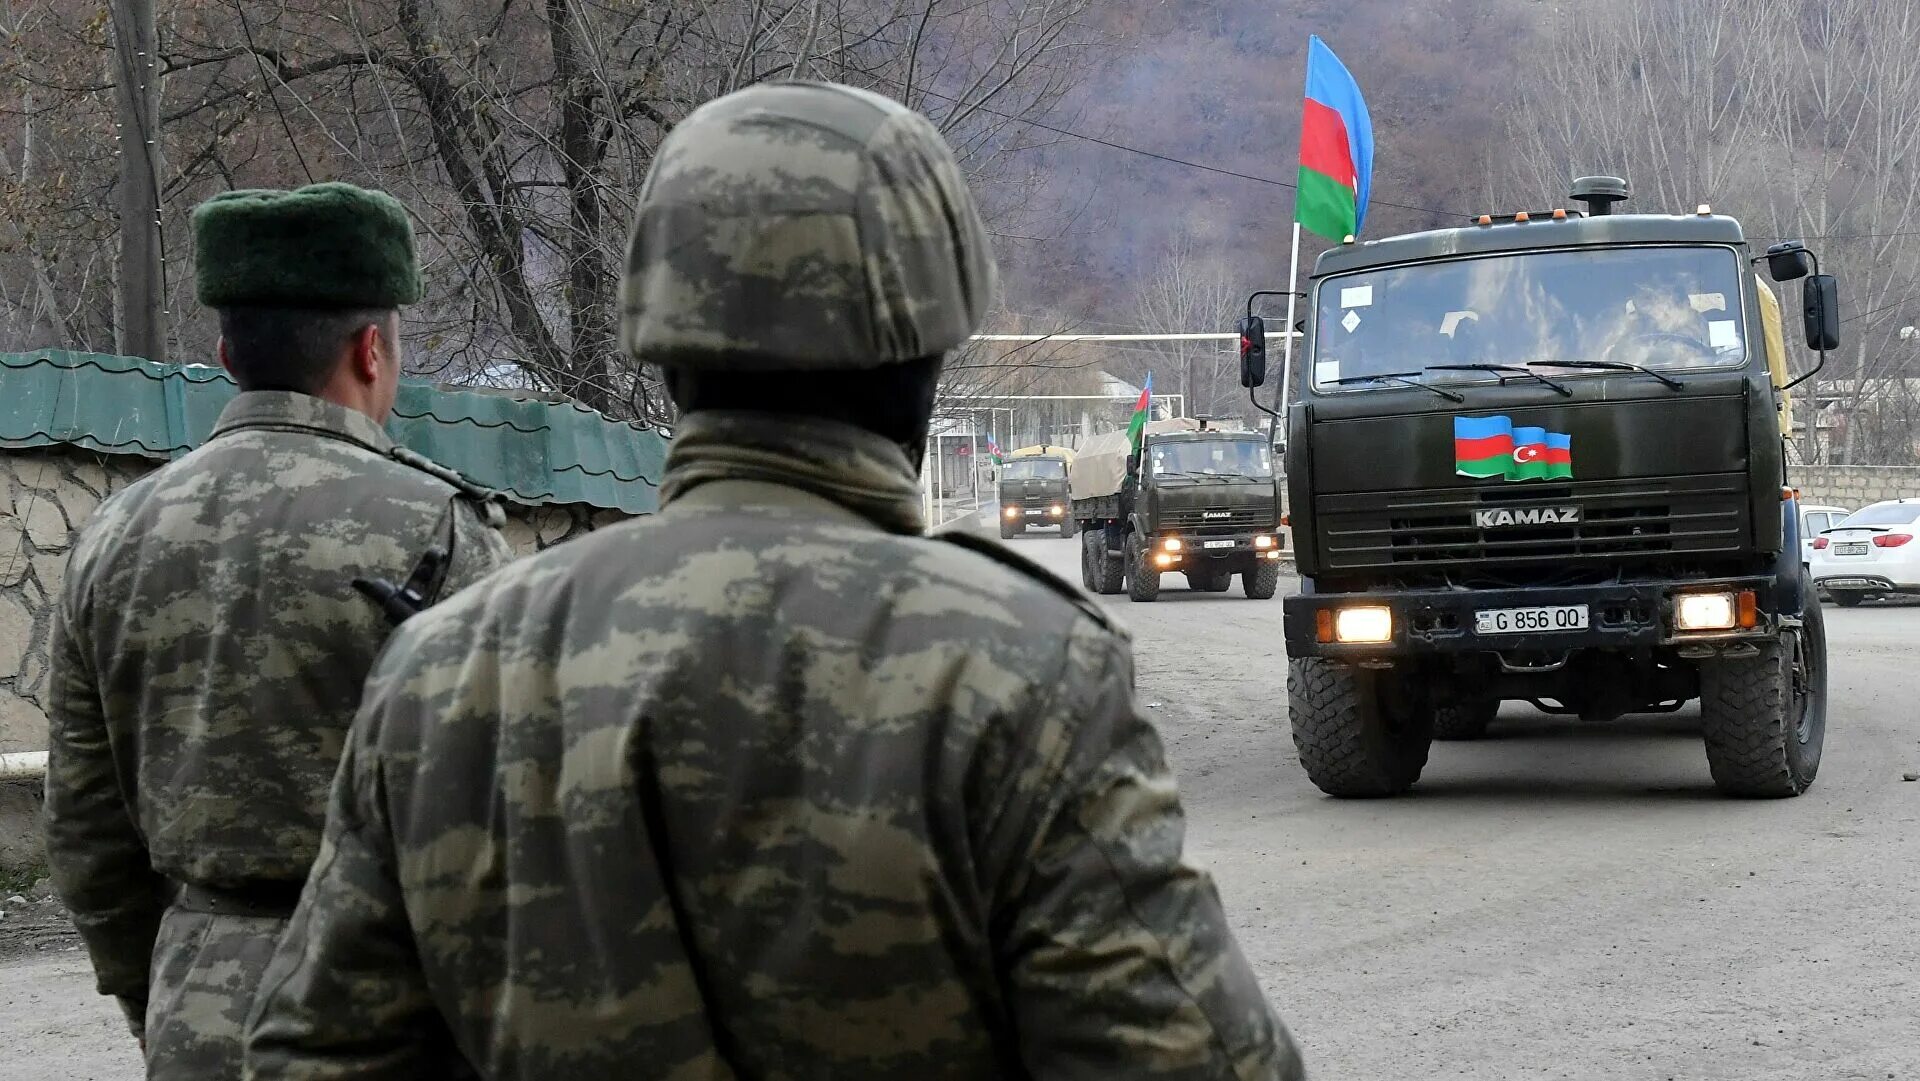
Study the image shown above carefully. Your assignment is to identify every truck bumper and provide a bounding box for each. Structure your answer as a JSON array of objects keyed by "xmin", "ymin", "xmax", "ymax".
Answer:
[
  {"xmin": 1283, "ymin": 576, "xmax": 1789, "ymax": 658},
  {"xmin": 1146, "ymin": 531, "xmax": 1286, "ymax": 570}
]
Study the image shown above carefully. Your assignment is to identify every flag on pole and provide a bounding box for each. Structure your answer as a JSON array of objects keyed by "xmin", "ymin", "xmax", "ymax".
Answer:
[
  {"xmin": 1296, "ymin": 35, "xmax": 1374, "ymax": 242},
  {"xmin": 985, "ymin": 435, "xmax": 1004, "ymax": 465},
  {"xmin": 1127, "ymin": 373, "xmax": 1154, "ymax": 452}
]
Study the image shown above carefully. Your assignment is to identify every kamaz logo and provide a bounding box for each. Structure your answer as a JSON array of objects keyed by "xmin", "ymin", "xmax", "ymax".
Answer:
[
  {"xmin": 1203, "ymin": 511, "xmax": 1233, "ymax": 519},
  {"xmin": 1474, "ymin": 506, "xmax": 1581, "ymax": 528}
]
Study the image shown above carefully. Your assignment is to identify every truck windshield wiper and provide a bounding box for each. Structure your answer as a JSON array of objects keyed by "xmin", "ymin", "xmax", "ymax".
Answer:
[
  {"xmin": 1526, "ymin": 359, "xmax": 1684, "ymax": 391},
  {"xmin": 1329, "ymin": 371, "xmax": 1465, "ymax": 403},
  {"xmin": 1423, "ymin": 363, "xmax": 1573, "ymax": 397}
]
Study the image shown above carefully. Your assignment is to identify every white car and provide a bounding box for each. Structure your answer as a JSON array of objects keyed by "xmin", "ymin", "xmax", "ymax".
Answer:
[
  {"xmin": 1810, "ymin": 499, "xmax": 1920, "ymax": 606},
  {"xmin": 1799, "ymin": 503, "xmax": 1851, "ymax": 569}
]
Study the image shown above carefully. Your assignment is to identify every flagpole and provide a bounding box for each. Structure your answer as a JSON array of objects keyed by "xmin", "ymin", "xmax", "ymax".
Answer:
[{"xmin": 1273, "ymin": 221, "xmax": 1303, "ymax": 449}]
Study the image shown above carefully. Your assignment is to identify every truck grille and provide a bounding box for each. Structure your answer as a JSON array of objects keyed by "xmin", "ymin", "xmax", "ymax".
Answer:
[
  {"xmin": 1162, "ymin": 507, "xmax": 1273, "ymax": 532},
  {"xmin": 1316, "ymin": 474, "xmax": 1748, "ymax": 571}
]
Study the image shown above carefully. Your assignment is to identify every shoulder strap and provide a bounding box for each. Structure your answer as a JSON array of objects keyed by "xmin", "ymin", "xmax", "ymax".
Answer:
[
  {"xmin": 388, "ymin": 446, "xmax": 507, "ymax": 528},
  {"xmin": 931, "ymin": 530, "xmax": 1122, "ymax": 636}
]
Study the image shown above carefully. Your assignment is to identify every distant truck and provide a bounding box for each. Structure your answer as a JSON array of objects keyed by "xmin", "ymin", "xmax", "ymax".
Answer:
[
  {"xmin": 996, "ymin": 445, "xmax": 1075, "ymax": 537},
  {"xmin": 1070, "ymin": 418, "xmax": 1285, "ymax": 601}
]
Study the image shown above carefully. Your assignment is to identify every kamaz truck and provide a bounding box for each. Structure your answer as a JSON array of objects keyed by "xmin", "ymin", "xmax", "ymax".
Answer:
[
  {"xmin": 996, "ymin": 445, "xmax": 1074, "ymax": 538},
  {"xmin": 1240, "ymin": 177, "xmax": 1838, "ymax": 799},
  {"xmin": 1071, "ymin": 418, "xmax": 1286, "ymax": 601}
]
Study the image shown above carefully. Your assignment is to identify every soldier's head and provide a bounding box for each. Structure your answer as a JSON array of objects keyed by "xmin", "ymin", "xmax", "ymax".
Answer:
[
  {"xmin": 620, "ymin": 81, "xmax": 996, "ymax": 456},
  {"xmin": 192, "ymin": 182, "xmax": 424, "ymax": 422}
]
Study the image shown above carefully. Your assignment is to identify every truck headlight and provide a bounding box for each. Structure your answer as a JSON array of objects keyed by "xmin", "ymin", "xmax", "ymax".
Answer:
[
  {"xmin": 1049, "ymin": 504, "xmax": 1065, "ymax": 517},
  {"xmin": 1254, "ymin": 535, "xmax": 1276, "ymax": 549},
  {"xmin": 1003, "ymin": 506, "xmax": 1020, "ymax": 519},
  {"xmin": 1333, "ymin": 606, "xmax": 1393, "ymax": 644},
  {"xmin": 1162, "ymin": 537, "xmax": 1182, "ymax": 552},
  {"xmin": 1674, "ymin": 592, "xmax": 1736, "ymax": 632}
]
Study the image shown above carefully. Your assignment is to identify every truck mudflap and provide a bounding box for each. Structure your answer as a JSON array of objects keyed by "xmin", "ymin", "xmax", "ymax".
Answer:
[{"xmin": 1283, "ymin": 575, "xmax": 1788, "ymax": 657}]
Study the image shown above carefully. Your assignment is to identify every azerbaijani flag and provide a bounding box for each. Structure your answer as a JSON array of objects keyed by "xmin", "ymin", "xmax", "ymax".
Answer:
[
  {"xmin": 1297, "ymin": 36, "xmax": 1374, "ymax": 242},
  {"xmin": 985, "ymin": 435, "xmax": 1004, "ymax": 465},
  {"xmin": 1126, "ymin": 373, "xmax": 1153, "ymax": 451},
  {"xmin": 1454, "ymin": 415, "xmax": 1572, "ymax": 482}
]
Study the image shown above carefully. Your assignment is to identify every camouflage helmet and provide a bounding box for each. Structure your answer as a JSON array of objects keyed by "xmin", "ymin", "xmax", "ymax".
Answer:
[{"xmin": 619, "ymin": 81, "xmax": 997, "ymax": 372}]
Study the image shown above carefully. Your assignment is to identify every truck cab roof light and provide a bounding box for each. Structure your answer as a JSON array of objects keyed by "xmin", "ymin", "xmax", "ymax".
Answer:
[
  {"xmin": 1551, "ymin": 208, "xmax": 1568, "ymax": 220},
  {"xmin": 1476, "ymin": 214, "xmax": 1493, "ymax": 225},
  {"xmin": 1697, "ymin": 204, "xmax": 1713, "ymax": 216},
  {"xmin": 1514, "ymin": 211, "xmax": 1530, "ymax": 223}
]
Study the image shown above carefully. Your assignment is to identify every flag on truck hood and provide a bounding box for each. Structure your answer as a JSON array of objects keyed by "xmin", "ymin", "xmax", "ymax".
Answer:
[
  {"xmin": 1127, "ymin": 373, "xmax": 1153, "ymax": 452},
  {"xmin": 1296, "ymin": 35, "xmax": 1374, "ymax": 241},
  {"xmin": 1455, "ymin": 415, "xmax": 1572, "ymax": 482}
]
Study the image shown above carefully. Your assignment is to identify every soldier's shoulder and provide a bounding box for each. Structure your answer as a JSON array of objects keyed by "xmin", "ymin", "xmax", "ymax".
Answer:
[
  {"xmin": 379, "ymin": 445, "xmax": 508, "ymax": 528},
  {"xmin": 920, "ymin": 528, "xmax": 1125, "ymax": 639}
]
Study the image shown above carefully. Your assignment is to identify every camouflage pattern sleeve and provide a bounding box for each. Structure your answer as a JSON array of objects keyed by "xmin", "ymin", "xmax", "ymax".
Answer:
[
  {"xmin": 993, "ymin": 621, "xmax": 1305, "ymax": 1081},
  {"xmin": 243, "ymin": 713, "xmax": 472, "ymax": 1079},
  {"xmin": 42, "ymin": 591, "xmax": 168, "ymax": 1024},
  {"xmin": 441, "ymin": 498, "xmax": 513, "ymax": 594}
]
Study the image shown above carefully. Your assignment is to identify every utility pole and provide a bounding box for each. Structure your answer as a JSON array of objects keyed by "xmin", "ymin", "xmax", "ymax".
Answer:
[{"xmin": 111, "ymin": 0, "xmax": 166, "ymax": 363}]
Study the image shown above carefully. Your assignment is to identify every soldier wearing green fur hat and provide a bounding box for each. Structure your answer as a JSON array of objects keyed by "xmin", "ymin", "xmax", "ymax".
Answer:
[
  {"xmin": 43, "ymin": 181, "xmax": 512, "ymax": 1081},
  {"xmin": 247, "ymin": 87, "xmax": 1301, "ymax": 1080}
]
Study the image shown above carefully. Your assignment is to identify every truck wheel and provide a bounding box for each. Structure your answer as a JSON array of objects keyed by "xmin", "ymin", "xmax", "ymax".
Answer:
[
  {"xmin": 1125, "ymin": 535, "xmax": 1161, "ymax": 602},
  {"xmin": 1699, "ymin": 581, "xmax": 1826, "ymax": 797},
  {"xmin": 999, "ymin": 518, "xmax": 1020, "ymax": 539},
  {"xmin": 1061, "ymin": 516, "xmax": 1078, "ymax": 538},
  {"xmin": 1831, "ymin": 590, "xmax": 1863, "ymax": 607},
  {"xmin": 1432, "ymin": 698, "xmax": 1498, "ymax": 740},
  {"xmin": 1243, "ymin": 561, "xmax": 1282, "ymax": 599},
  {"xmin": 1288, "ymin": 658, "xmax": 1433, "ymax": 797},
  {"xmin": 1081, "ymin": 530, "xmax": 1121, "ymax": 595}
]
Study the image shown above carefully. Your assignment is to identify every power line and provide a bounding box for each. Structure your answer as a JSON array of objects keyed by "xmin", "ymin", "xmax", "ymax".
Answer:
[{"xmin": 906, "ymin": 85, "xmax": 1462, "ymax": 220}]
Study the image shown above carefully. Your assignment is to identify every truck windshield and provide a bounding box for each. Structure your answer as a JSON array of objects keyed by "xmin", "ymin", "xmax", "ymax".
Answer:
[
  {"xmin": 1311, "ymin": 245, "xmax": 1749, "ymax": 390},
  {"xmin": 1001, "ymin": 459, "xmax": 1066, "ymax": 480},
  {"xmin": 1149, "ymin": 439, "xmax": 1273, "ymax": 479}
]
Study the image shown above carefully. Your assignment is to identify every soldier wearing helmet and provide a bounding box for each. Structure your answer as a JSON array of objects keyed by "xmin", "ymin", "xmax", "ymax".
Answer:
[{"xmin": 244, "ymin": 83, "xmax": 1301, "ymax": 1080}]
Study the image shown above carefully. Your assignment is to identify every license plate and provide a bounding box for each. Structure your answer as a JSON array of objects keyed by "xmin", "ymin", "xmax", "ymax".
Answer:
[
  {"xmin": 1835, "ymin": 542, "xmax": 1870, "ymax": 556},
  {"xmin": 1203, "ymin": 539, "xmax": 1234, "ymax": 549},
  {"xmin": 1475, "ymin": 604, "xmax": 1589, "ymax": 635}
]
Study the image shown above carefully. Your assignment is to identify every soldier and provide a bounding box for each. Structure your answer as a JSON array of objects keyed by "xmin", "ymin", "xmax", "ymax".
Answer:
[
  {"xmin": 244, "ymin": 84, "xmax": 1303, "ymax": 1080},
  {"xmin": 43, "ymin": 182, "xmax": 513, "ymax": 1080}
]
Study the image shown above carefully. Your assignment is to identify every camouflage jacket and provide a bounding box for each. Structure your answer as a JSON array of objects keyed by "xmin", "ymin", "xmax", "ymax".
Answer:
[
  {"xmin": 44, "ymin": 391, "xmax": 513, "ymax": 1006},
  {"xmin": 244, "ymin": 411, "xmax": 1301, "ymax": 1080}
]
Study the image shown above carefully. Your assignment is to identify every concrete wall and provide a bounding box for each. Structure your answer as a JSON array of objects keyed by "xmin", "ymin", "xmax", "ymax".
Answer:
[
  {"xmin": 0, "ymin": 444, "xmax": 637, "ymax": 871},
  {"xmin": 1791, "ymin": 465, "xmax": 1920, "ymax": 510}
]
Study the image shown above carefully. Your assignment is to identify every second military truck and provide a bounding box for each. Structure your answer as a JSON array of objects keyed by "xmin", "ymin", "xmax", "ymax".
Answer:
[{"xmin": 1072, "ymin": 418, "xmax": 1285, "ymax": 601}]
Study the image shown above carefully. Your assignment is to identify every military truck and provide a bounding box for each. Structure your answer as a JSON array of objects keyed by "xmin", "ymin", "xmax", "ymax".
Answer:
[
  {"xmin": 1071, "ymin": 417, "xmax": 1285, "ymax": 601},
  {"xmin": 1240, "ymin": 177, "xmax": 1838, "ymax": 799},
  {"xmin": 996, "ymin": 445, "xmax": 1075, "ymax": 538}
]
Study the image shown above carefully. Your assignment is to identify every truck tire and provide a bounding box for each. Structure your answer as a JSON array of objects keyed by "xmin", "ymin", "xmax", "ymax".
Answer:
[
  {"xmin": 1699, "ymin": 581, "xmax": 1826, "ymax": 797},
  {"xmin": 1061, "ymin": 516, "xmax": 1078, "ymax": 538},
  {"xmin": 1432, "ymin": 698, "xmax": 1498, "ymax": 740},
  {"xmin": 1288, "ymin": 658, "xmax": 1433, "ymax": 797},
  {"xmin": 1186, "ymin": 567, "xmax": 1231, "ymax": 592},
  {"xmin": 1244, "ymin": 561, "xmax": 1282, "ymax": 599},
  {"xmin": 1125, "ymin": 535, "xmax": 1161, "ymax": 602},
  {"xmin": 1000, "ymin": 519, "xmax": 1022, "ymax": 539},
  {"xmin": 1081, "ymin": 530, "xmax": 1125, "ymax": 595}
]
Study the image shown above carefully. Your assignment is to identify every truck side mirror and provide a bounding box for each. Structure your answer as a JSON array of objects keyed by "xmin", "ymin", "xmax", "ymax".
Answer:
[
  {"xmin": 1767, "ymin": 242, "xmax": 1814, "ymax": 282},
  {"xmin": 1803, "ymin": 274, "xmax": 1840, "ymax": 351},
  {"xmin": 1238, "ymin": 315, "xmax": 1267, "ymax": 388}
]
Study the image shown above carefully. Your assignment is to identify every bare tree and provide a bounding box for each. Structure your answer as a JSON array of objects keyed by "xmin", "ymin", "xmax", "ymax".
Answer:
[
  {"xmin": 1508, "ymin": 0, "xmax": 1920, "ymax": 463},
  {"xmin": 1134, "ymin": 236, "xmax": 1239, "ymax": 418},
  {"xmin": 1, "ymin": 0, "xmax": 1099, "ymax": 424}
]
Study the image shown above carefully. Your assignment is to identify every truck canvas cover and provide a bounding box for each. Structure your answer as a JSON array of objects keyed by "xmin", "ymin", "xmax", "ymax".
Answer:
[{"xmin": 1068, "ymin": 417, "xmax": 1199, "ymax": 499}]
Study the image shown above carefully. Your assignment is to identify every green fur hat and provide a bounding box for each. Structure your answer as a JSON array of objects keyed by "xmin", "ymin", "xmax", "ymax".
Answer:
[{"xmin": 192, "ymin": 182, "xmax": 425, "ymax": 309}]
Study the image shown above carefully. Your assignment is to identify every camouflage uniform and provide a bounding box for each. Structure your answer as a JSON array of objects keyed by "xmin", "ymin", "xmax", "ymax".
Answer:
[
  {"xmin": 44, "ymin": 391, "xmax": 511, "ymax": 1079},
  {"xmin": 245, "ymin": 82, "xmax": 1302, "ymax": 1080}
]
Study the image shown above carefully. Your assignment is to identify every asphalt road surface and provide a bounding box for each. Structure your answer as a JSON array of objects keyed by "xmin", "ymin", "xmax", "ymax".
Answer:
[{"xmin": 9, "ymin": 527, "xmax": 1920, "ymax": 1078}]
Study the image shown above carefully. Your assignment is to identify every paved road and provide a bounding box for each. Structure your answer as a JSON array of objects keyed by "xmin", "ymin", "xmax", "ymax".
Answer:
[{"xmin": 10, "ymin": 527, "xmax": 1920, "ymax": 1078}]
